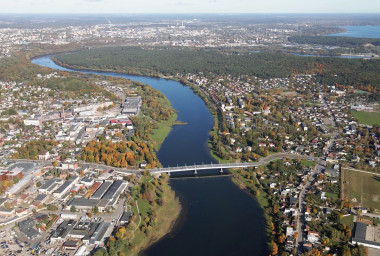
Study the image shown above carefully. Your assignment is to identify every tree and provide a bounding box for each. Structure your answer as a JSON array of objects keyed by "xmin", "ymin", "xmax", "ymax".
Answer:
[
  {"xmin": 36, "ymin": 181, "xmax": 42, "ymax": 187},
  {"xmin": 279, "ymin": 233, "xmax": 286, "ymax": 244},
  {"xmin": 70, "ymin": 206, "xmax": 76, "ymax": 212},
  {"xmin": 309, "ymin": 249, "xmax": 322, "ymax": 256},
  {"xmin": 271, "ymin": 241, "xmax": 278, "ymax": 255},
  {"xmin": 4, "ymin": 202, "xmax": 11, "ymax": 209},
  {"xmin": 12, "ymin": 176, "xmax": 19, "ymax": 184}
]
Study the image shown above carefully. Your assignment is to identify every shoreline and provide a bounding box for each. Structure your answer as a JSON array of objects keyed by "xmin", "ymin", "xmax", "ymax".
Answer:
[
  {"xmin": 50, "ymin": 56, "xmax": 224, "ymax": 162},
  {"xmin": 31, "ymin": 53, "xmax": 184, "ymax": 255},
  {"xmin": 229, "ymin": 169, "xmax": 272, "ymax": 247},
  {"xmin": 128, "ymin": 179, "xmax": 182, "ymax": 256}
]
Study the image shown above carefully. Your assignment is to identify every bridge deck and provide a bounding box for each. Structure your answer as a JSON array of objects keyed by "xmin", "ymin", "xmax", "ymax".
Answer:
[{"xmin": 147, "ymin": 162, "xmax": 259, "ymax": 173}]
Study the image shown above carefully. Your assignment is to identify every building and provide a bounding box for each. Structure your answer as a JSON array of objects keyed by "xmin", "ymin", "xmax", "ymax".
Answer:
[
  {"xmin": 90, "ymin": 181, "xmax": 113, "ymax": 200},
  {"xmin": 38, "ymin": 179, "xmax": 61, "ymax": 194},
  {"xmin": 5, "ymin": 170, "xmax": 23, "ymax": 181},
  {"xmin": 120, "ymin": 97, "xmax": 142, "ymax": 116},
  {"xmin": 23, "ymin": 118, "xmax": 42, "ymax": 126},
  {"xmin": 66, "ymin": 198, "xmax": 99, "ymax": 211},
  {"xmin": 352, "ymin": 222, "xmax": 380, "ymax": 249},
  {"xmin": 38, "ymin": 151, "xmax": 50, "ymax": 160},
  {"xmin": 88, "ymin": 222, "xmax": 113, "ymax": 245},
  {"xmin": 119, "ymin": 212, "xmax": 133, "ymax": 225},
  {"xmin": 18, "ymin": 219, "xmax": 39, "ymax": 240},
  {"xmin": 74, "ymin": 245, "xmax": 88, "ymax": 256},
  {"xmin": 51, "ymin": 219, "xmax": 77, "ymax": 242},
  {"xmin": 351, "ymin": 105, "xmax": 374, "ymax": 112},
  {"xmin": 53, "ymin": 176, "xmax": 79, "ymax": 198}
]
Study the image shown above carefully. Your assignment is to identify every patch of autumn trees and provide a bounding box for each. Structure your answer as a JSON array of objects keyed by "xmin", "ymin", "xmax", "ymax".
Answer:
[
  {"xmin": 81, "ymin": 140, "xmax": 158, "ymax": 168},
  {"xmin": 13, "ymin": 139, "xmax": 55, "ymax": 159}
]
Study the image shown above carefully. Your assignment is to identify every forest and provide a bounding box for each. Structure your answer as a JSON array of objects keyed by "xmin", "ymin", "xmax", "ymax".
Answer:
[{"xmin": 54, "ymin": 47, "xmax": 380, "ymax": 92}]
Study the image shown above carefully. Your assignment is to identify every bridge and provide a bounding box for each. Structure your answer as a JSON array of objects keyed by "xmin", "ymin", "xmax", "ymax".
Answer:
[
  {"xmin": 9, "ymin": 153, "xmax": 316, "ymax": 176},
  {"xmin": 147, "ymin": 162, "xmax": 259, "ymax": 175}
]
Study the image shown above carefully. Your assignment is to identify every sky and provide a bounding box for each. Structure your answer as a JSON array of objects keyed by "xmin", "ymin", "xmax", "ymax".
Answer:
[{"xmin": 1, "ymin": 0, "xmax": 379, "ymax": 14}]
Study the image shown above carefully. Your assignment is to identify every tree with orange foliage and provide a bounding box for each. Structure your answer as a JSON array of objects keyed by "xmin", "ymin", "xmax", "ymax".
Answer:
[
  {"xmin": 271, "ymin": 241, "xmax": 278, "ymax": 255},
  {"xmin": 309, "ymin": 249, "xmax": 321, "ymax": 256}
]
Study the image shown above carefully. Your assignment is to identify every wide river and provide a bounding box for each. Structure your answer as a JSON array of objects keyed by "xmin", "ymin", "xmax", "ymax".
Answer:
[{"xmin": 32, "ymin": 56, "xmax": 267, "ymax": 256}]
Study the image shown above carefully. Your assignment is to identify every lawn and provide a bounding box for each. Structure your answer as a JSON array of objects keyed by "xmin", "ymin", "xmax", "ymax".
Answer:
[
  {"xmin": 301, "ymin": 160, "xmax": 317, "ymax": 167},
  {"xmin": 151, "ymin": 112, "xmax": 178, "ymax": 151},
  {"xmin": 325, "ymin": 192, "xmax": 339, "ymax": 199},
  {"xmin": 342, "ymin": 169, "xmax": 380, "ymax": 210},
  {"xmin": 351, "ymin": 111, "xmax": 380, "ymax": 126},
  {"xmin": 340, "ymin": 214, "xmax": 354, "ymax": 229}
]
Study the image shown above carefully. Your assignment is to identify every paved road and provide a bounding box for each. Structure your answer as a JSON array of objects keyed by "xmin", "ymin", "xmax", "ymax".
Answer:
[
  {"xmin": 296, "ymin": 94, "xmax": 338, "ymax": 253},
  {"xmin": 9, "ymin": 153, "xmax": 317, "ymax": 175}
]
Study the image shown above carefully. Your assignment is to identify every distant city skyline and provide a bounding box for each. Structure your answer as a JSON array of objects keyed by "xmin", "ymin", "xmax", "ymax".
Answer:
[{"xmin": 1, "ymin": 0, "xmax": 380, "ymax": 14}]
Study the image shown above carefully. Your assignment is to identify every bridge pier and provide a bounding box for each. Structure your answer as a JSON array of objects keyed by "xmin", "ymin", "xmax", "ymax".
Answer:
[
  {"xmin": 220, "ymin": 168, "xmax": 223, "ymax": 174},
  {"xmin": 194, "ymin": 169, "xmax": 197, "ymax": 175}
]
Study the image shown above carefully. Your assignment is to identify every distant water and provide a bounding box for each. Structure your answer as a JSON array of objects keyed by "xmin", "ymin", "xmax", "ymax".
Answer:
[
  {"xmin": 290, "ymin": 53, "xmax": 368, "ymax": 59},
  {"xmin": 327, "ymin": 26, "xmax": 380, "ymax": 38}
]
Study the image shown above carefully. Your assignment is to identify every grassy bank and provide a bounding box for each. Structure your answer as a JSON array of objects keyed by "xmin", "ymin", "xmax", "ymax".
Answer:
[
  {"xmin": 95, "ymin": 174, "xmax": 181, "ymax": 256},
  {"xmin": 150, "ymin": 112, "xmax": 178, "ymax": 151},
  {"xmin": 126, "ymin": 176, "xmax": 181, "ymax": 256}
]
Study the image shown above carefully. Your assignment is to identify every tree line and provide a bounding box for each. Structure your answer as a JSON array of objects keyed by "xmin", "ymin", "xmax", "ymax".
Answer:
[{"xmin": 55, "ymin": 47, "xmax": 380, "ymax": 92}]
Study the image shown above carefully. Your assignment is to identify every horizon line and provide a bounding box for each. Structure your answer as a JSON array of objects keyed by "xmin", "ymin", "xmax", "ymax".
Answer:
[{"xmin": 1, "ymin": 12, "xmax": 380, "ymax": 15}]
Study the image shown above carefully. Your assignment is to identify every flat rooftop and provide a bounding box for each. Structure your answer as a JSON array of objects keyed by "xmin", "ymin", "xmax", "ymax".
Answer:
[{"xmin": 91, "ymin": 181, "xmax": 112, "ymax": 200}]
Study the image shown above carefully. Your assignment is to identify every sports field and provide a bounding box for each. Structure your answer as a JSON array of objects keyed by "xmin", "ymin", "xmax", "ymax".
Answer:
[
  {"xmin": 342, "ymin": 169, "xmax": 380, "ymax": 210},
  {"xmin": 351, "ymin": 111, "xmax": 380, "ymax": 125}
]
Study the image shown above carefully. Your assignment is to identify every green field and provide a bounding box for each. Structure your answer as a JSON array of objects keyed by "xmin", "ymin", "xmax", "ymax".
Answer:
[
  {"xmin": 342, "ymin": 169, "xmax": 380, "ymax": 210},
  {"xmin": 351, "ymin": 111, "xmax": 380, "ymax": 125},
  {"xmin": 151, "ymin": 112, "xmax": 178, "ymax": 151},
  {"xmin": 326, "ymin": 192, "xmax": 339, "ymax": 199},
  {"xmin": 340, "ymin": 214, "xmax": 354, "ymax": 229},
  {"xmin": 301, "ymin": 160, "xmax": 317, "ymax": 167}
]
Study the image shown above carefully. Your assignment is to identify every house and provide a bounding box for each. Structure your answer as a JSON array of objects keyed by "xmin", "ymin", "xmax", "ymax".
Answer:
[
  {"xmin": 119, "ymin": 212, "xmax": 133, "ymax": 225},
  {"xmin": 38, "ymin": 151, "xmax": 50, "ymax": 160},
  {"xmin": 307, "ymin": 231, "xmax": 319, "ymax": 243},
  {"xmin": 139, "ymin": 161, "xmax": 147, "ymax": 168},
  {"xmin": 286, "ymin": 227, "xmax": 294, "ymax": 237}
]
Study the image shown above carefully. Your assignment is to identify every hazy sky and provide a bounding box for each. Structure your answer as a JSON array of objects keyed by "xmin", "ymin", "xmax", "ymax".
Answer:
[{"xmin": 1, "ymin": 0, "xmax": 379, "ymax": 14}]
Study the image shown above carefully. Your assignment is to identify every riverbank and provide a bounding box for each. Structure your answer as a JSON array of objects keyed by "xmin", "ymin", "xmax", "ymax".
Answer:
[
  {"xmin": 229, "ymin": 169, "xmax": 273, "ymax": 251},
  {"xmin": 51, "ymin": 54, "xmax": 223, "ymax": 160},
  {"xmin": 93, "ymin": 174, "xmax": 182, "ymax": 256},
  {"xmin": 151, "ymin": 112, "xmax": 178, "ymax": 151},
  {"xmin": 127, "ymin": 175, "xmax": 181, "ymax": 256}
]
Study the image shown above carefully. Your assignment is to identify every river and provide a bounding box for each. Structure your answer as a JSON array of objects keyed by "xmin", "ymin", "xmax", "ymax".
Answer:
[{"xmin": 32, "ymin": 56, "xmax": 268, "ymax": 256}]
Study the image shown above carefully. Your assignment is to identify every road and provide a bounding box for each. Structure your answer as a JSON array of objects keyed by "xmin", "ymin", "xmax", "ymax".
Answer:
[
  {"xmin": 296, "ymin": 94, "xmax": 338, "ymax": 253},
  {"xmin": 9, "ymin": 153, "xmax": 318, "ymax": 175}
]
